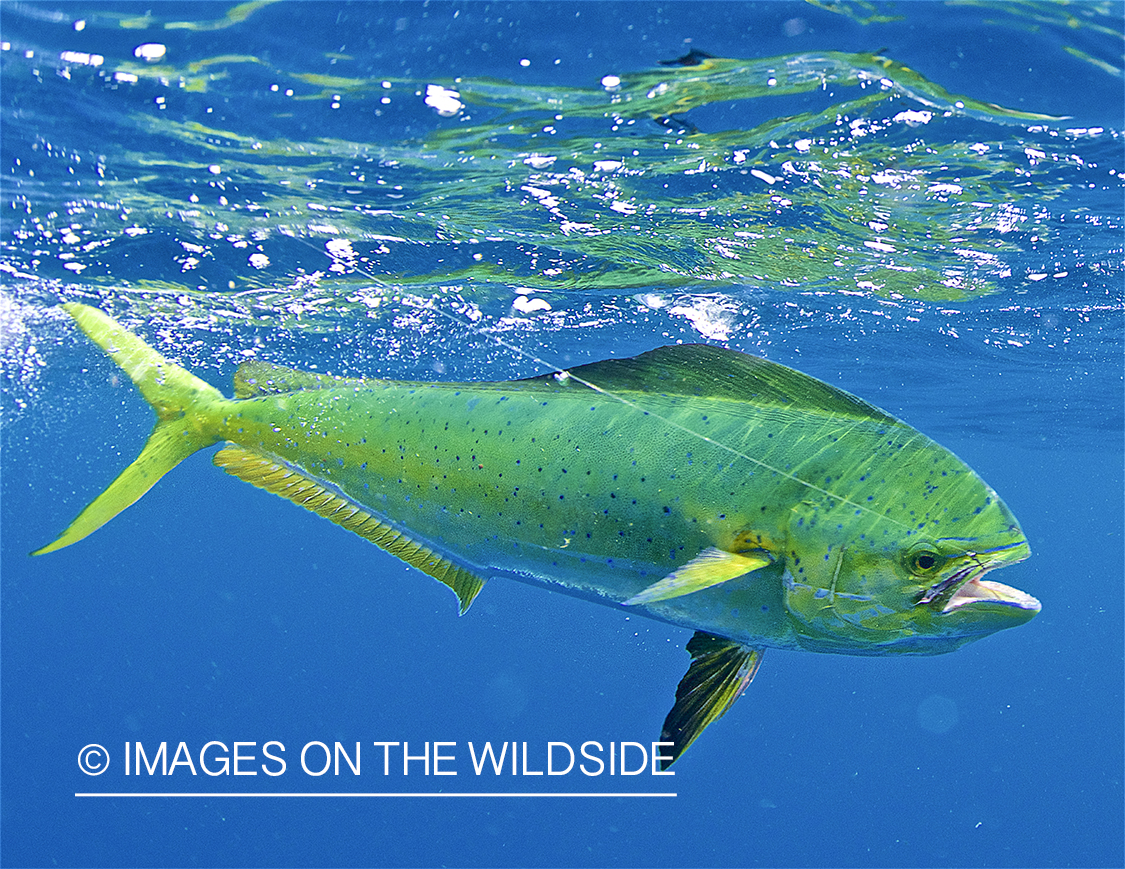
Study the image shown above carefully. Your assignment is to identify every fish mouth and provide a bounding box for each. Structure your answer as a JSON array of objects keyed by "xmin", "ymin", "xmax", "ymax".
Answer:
[
  {"xmin": 920, "ymin": 545, "xmax": 1039, "ymax": 616},
  {"xmin": 940, "ymin": 574, "xmax": 1041, "ymax": 614}
]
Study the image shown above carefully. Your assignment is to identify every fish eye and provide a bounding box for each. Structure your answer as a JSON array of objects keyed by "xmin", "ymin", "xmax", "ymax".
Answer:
[{"xmin": 906, "ymin": 547, "xmax": 946, "ymax": 575}]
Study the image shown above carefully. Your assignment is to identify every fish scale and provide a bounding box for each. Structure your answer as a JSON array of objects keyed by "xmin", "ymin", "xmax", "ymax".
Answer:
[{"xmin": 219, "ymin": 385, "xmax": 765, "ymax": 594}]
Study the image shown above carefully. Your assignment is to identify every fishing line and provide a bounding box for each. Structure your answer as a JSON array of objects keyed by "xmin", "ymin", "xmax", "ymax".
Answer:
[{"xmin": 308, "ymin": 239, "xmax": 909, "ymax": 528}]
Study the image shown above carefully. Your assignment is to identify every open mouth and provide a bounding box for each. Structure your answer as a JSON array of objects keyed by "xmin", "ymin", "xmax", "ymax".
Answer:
[
  {"xmin": 920, "ymin": 562, "xmax": 1041, "ymax": 614},
  {"xmin": 942, "ymin": 575, "xmax": 1041, "ymax": 613}
]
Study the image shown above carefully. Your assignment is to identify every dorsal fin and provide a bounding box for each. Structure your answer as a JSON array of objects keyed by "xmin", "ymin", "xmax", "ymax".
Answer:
[
  {"xmin": 516, "ymin": 345, "xmax": 898, "ymax": 424},
  {"xmin": 235, "ymin": 346, "xmax": 897, "ymax": 425},
  {"xmin": 233, "ymin": 360, "xmax": 380, "ymax": 398},
  {"xmin": 213, "ymin": 446, "xmax": 486, "ymax": 614}
]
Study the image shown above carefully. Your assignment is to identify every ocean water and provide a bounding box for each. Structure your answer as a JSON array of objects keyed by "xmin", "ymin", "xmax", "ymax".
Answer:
[{"xmin": 1, "ymin": 2, "xmax": 1122, "ymax": 867}]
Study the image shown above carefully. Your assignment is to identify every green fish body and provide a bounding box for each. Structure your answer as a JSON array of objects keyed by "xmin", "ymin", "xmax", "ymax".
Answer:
[{"xmin": 37, "ymin": 305, "xmax": 1040, "ymax": 765}]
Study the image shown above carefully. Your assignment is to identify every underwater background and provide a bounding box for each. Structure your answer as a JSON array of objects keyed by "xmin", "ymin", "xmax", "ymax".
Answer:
[{"xmin": 1, "ymin": 2, "xmax": 1122, "ymax": 866}]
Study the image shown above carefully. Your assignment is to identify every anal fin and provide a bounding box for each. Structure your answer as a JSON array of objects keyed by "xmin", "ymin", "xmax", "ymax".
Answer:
[
  {"xmin": 660, "ymin": 632, "xmax": 763, "ymax": 769},
  {"xmin": 213, "ymin": 446, "xmax": 485, "ymax": 614},
  {"xmin": 624, "ymin": 546, "xmax": 769, "ymax": 606}
]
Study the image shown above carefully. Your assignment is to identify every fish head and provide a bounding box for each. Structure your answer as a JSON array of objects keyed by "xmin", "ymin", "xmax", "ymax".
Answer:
[{"xmin": 783, "ymin": 487, "xmax": 1039, "ymax": 655}]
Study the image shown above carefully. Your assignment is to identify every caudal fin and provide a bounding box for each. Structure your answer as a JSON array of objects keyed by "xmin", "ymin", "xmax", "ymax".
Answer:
[{"xmin": 32, "ymin": 304, "xmax": 223, "ymax": 555}]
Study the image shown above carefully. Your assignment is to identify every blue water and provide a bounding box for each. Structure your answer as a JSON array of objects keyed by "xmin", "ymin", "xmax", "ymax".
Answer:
[{"xmin": 2, "ymin": 3, "xmax": 1122, "ymax": 867}]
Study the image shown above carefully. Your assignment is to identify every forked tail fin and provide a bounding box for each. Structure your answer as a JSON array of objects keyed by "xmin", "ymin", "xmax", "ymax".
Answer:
[{"xmin": 32, "ymin": 303, "xmax": 224, "ymax": 555}]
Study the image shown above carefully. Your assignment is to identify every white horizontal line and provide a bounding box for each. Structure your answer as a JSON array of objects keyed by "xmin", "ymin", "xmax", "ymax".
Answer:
[{"xmin": 76, "ymin": 792, "xmax": 676, "ymax": 798}]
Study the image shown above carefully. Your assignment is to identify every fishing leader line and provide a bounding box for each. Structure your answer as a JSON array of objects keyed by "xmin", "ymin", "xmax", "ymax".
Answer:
[{"xmin": 311, "ymin": 241, "xmax": 910, "ymax": 528}]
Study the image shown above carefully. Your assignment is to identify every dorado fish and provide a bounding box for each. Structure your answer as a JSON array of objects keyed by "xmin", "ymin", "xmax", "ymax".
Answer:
[{"xmin": 36, "ymin": 304, "xmax": 1040, "ymax": 766}]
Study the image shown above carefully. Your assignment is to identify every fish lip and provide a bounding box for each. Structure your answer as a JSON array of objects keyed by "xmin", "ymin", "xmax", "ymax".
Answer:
[
  {"xmin": 941, "ymin": 576, "xmax": 1042, "ymax": 614},
  {"xmin": 921, "ymin": 543, "xmax": 1039, "ymax": 615},
  {"xmin": 918, "ymin": 562, "xmax": 979, "ymax": 609}
]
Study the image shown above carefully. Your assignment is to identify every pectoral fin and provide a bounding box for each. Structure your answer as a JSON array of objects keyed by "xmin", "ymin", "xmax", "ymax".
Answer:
[
  {"xmin": 659, "ymin": 632, "xmax": 764, "ymax": 769},
  {"xmin": 623, "ymin": 546, "xmax": 770, "ymax": 606}
]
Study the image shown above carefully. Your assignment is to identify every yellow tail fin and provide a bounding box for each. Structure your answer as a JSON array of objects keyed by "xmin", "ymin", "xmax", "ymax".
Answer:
[{"xmin": 32, "ymin": 304, "xmax": 223, "ymax": 555}]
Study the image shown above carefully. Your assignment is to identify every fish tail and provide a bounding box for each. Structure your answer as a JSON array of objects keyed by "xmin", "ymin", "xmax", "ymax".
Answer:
[{"xmin": 32, "ymin": 303, "xmax": 224, "ymax": 555}]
